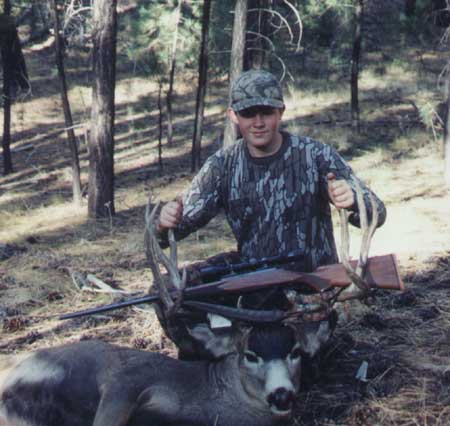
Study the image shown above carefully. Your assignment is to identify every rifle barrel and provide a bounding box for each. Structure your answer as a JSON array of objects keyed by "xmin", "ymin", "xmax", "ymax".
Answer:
[{"xmin": 59, "ymin": 295, "xmax": 159, "ymax": 320}]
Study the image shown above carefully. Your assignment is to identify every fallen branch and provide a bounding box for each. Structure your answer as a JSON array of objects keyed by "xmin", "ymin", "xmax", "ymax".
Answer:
[
  {"xmin": 85, "ymin": 274, "xmax": 128, "ymax": 294},
  {"xmin": 70, "ymin": 271, "xmax": 128, "ymax": 295},
  {"xmin": 0, "ymin": 144, "xmax": 34, "ymax": 157}
]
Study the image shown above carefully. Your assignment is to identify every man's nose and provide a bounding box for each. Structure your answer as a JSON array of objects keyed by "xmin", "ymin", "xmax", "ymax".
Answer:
[{"xmin": 252, "ymin": 113, "xmax": 265, "ymax": 126}]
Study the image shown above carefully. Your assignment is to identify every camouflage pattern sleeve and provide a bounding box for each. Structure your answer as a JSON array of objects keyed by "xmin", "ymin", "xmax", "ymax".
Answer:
[
  {"xmin": 156, "ymin": 154, "xmax": 224, "ymax": 248},
  {"xmin": 175, "ymin": 154, "xmax": 224, "ymax": 242},
  {"xmin": 316, "ymin": 143, "xmax": 386, "ymax": 228}
]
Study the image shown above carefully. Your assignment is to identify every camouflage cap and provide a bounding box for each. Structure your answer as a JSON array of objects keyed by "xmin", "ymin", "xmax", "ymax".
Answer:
[{"xmin": 231, "ymin": 70, "xmax": 284, "ymax": 112}]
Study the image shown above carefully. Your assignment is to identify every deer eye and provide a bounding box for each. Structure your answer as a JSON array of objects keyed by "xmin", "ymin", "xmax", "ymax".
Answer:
[
  {"xmin": 290, "ymin": 347, "xmax": 302, "ymax": 360},
  {"xmin": 244, "ymin": 351, "xmax": 259, "ymax": 363}
]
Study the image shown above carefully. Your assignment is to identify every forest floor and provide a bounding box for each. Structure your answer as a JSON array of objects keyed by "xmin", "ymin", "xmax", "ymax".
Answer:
[{"xmin": 1, "ymin": 40, "xmax": 450, "ymax": 425}]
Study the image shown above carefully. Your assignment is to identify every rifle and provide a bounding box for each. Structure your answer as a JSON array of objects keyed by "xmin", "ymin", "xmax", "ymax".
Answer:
[{"xmin": 60, "ymin": 254, "xmax": 403, "ymax": 320}]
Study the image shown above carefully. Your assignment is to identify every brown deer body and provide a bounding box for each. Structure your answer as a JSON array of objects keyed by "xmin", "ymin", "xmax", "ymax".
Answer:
[{"xmin": 0, "ymin": 324, "xmax": 301, "ymax": 426}]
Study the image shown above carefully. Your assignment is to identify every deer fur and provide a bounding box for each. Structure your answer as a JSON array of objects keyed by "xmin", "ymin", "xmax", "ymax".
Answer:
[{"xmin": 0, "ymin": 324, "xmax": 302, "ymax": 426}]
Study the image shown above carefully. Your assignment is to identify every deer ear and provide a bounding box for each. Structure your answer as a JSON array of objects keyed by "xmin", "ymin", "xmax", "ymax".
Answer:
[
  {"xmin": 288, "ymin": 315, "xmax": 337, "ymax": 359},
  {"xmin": 187, "ymin": 324, "xmax": 237, "ymax": 358}
]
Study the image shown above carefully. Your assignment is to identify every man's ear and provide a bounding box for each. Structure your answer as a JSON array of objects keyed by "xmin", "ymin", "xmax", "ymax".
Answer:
[{"xmin": 227, "ymin": 107, "xmax": 239, "ymax": 125}]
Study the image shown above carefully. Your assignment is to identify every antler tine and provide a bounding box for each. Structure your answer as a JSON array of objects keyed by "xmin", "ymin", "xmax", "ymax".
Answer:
[
  {"xmin": 144, "ymin": 200, "xmax": 175, "ymax": 311},
  {"xmin": 145, "ymin": 199, "xmax": 186, "ymax": 291},
  {"xmin": 169, "ymin": 230, "xmax": 178, "ymax": 269},
  {"xmin": 338, "ymin": 179, "xmax": 378, "ymax": 302},
  {"xmin": 359, "ymin": 187, "xmax": 379, "ymax": 272},
  {"xmin": 354, "ymin": 179, "xmax": 367, "ymax": 278},
  {"xmin": 158, "ymin": 230, "xmax": 186, "ymax": 292}
]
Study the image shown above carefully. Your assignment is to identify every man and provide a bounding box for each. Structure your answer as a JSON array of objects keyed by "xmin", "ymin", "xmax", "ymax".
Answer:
[
  {"xmin": 157, "ymin": 70, "xmax": 385, "ymax": 268},
  {"xmin": 155, "ymin": 69, "xmax": 386, "ymax": 359}
]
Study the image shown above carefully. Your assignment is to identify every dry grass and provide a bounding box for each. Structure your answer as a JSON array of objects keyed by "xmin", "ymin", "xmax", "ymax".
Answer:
[{"xmin": 1, "ymin": 44, "xmax": 450, "ymax": 425}]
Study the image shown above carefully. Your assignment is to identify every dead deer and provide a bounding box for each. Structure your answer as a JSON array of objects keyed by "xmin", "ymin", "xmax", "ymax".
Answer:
[
  {"xmin": 0, "ymin": 204, "xmax": 303, "ymax": 426},
  {"xmin": 0, "ymin": 325, "xmax": 302, "ymax": 426}
]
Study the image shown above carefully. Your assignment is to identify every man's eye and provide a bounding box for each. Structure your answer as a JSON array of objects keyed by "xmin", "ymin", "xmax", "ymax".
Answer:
[
  {"xmin": 261, "ymin": 107, "xmax": 276, "ymax": 115},
  {"xmin": 239, "ymin": 109, "xmax": 257, "ymax": 118},
  {"xmin": 238, "ymin": 107, "xmax": 276, "ymax": 118}
]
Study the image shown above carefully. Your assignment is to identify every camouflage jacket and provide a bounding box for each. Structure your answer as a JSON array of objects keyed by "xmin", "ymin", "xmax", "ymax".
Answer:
[{"xmin": 160, "ymin": 132, "xmax": 386, "ymax": 271}]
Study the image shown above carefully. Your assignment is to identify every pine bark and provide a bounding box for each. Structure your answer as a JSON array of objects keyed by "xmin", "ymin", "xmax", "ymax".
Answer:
[
  {"xmin": 158, "ymin": 79, "xmax": 163, "ymax": 174},
  {"xmin": 1, "ymin": 0, "xmax": 13, "ymax": 175},
  {"xmin": 88, "ymin": 0, "xmax": 117, "ymax": 219},
  {"xmin": 223, "ymin": 0, "xmax": 248, "ymax": 148},
  {"xmin": 191, "ymin": 0, "xmax": 211, "ymax": 172},
  {"xmin": 405, "ymin": 0, "xmax": 416, "ymax": 16},
  {"xmin": 50, "ymin": 0, "xmax": 82, "ymax": 204},
  {"xmin": 351, "ymin": 0, "xmax": 363, "ymax": 133}
]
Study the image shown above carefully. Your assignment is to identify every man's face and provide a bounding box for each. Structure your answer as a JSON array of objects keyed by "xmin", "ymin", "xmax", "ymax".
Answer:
[{"xmin": 229, "ymin": 105, "xmax": 284, "ymax": 157}]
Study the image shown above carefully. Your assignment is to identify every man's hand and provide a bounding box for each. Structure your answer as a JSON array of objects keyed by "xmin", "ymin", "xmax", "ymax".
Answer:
[
  {"xmin": 327, "ymin": 173, "xmax": 355, "ymax": 209},
  {"xmin": 157, "ymin": 196, "xmax": 183, "ymax": 232}
]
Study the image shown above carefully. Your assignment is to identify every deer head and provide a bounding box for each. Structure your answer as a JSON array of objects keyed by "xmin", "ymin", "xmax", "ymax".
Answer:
[{"xmin": 236, "ymin": 323, "xmax": 302, "ymax": 418}]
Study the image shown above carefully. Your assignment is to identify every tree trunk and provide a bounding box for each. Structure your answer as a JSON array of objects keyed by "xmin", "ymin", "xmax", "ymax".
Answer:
[
  {"xmin": 444, "ymin": 62, "xmax": 450, "ymax": 187},
  {"xmin": 350, "ymin": 0, "xmax": 363, "ymax": 134},
  {"xmin": 88, "ymin": 0, "xmax": 117, "ymax": 219},
  {"xmin": 191, "ymin": 0, "xmax": 211, "ymax": 172},
  {"xmin": 158, "ymin": 79, "xmax": 163, "ymax": 175},
  {"xmin": 1, "ymin": 1, "xmax": 13, "ymax": 175},
  {"xmin": 50, "ymin": 0, "xmax": 82, "ymax": 204},
  {"xmin": 3, "ymin": 0, "xmax": 11, "ymax": 15},
  {"xmin": 223, "ymin": 0, "xmax": 247, "ymax": 148},
  {"xmin": 166, "ymin": 1, "xmax": 182, "ymax": 145},
  {"xmin": 405, "ymin": 0, "xmax": 416, "ymax": 17},
  {"xmin": 244, "ymin": 0, "xmax": 270, "ymax": 70}
]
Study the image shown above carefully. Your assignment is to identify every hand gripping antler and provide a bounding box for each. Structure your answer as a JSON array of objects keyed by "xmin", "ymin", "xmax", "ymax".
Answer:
[
  {"xmin": 337, "ymin": 179, "xmax": 379, "ymax": 302},
  {"xmin": 144, "ymin": 199, "xmax": 187, "ymax": 314},
  {"xmin": 144, "ymin": 199, "xmax": 289, "ymax": 323}
]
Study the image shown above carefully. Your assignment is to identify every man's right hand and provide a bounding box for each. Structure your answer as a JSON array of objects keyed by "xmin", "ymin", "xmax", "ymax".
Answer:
[{"xmin": 157, "ymin": 197, "xmax": 183, "ymax": 232}]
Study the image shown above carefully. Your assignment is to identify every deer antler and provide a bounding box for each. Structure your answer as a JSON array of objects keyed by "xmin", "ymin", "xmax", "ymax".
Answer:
[
  {"xmin": 144, "ymin": 199, "xmax": 187, "ymax": 314},
  {"xmin": 337, "ymin": 179, "xmax": 379, "ymax": 301}
]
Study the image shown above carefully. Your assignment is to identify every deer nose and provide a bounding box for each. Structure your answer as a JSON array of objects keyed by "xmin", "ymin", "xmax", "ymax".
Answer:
[{"xmin": 267, "ymin": 388, "xmax": 295, "ymax": 412}]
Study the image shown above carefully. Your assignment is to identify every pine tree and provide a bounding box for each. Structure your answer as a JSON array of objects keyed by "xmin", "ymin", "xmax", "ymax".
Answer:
[
  {"xmin": 50, "ymin": 0, "xmax": 82, "ymax": 203},
  {"xmin": 191, "ymin": 0, "xmax": 211, "ymax": 172},
  {"xmin": 88, "ymin": 0, "xmax": 118, "ymax": 219},
  {"xmin": 223, "ymin": 0, "xmax": 248, "ymax": 149},
  {"xmin": 123, "ymin": 1, "xmax": 202, "ymax": 145}
]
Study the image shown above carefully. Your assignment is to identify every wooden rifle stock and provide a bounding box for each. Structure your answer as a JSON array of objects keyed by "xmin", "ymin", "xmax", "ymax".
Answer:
[
  {"xmin": 60, "ymin": 254, "xmax": 403, "ymax": 320},
  {"xmin": 193, "ymin": 254, "xmax": 404, "ymax": 295}
]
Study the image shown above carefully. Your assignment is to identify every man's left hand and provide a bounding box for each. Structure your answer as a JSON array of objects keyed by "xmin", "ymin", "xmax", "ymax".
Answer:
[{"xmin": 327, "ymin": 173, "xmax": 355, "ymax": 209}]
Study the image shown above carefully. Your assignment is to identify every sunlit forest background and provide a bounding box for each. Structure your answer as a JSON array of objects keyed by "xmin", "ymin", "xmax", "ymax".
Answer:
[{"xmin": 1, "ymin": 1, "xmax": 450, "ymax": 425}]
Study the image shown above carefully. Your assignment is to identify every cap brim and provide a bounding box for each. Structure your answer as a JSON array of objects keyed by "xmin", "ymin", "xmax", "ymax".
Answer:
[{"xmin": 232, "ymin": 97, "xmax": 285, "ymax": 112}]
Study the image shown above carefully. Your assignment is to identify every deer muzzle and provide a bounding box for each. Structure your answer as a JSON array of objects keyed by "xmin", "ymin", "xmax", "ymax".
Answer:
[{"xmin": 267, "ymin": 387, "xmax": 295, "ymax": 415}]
